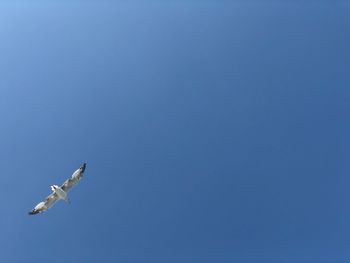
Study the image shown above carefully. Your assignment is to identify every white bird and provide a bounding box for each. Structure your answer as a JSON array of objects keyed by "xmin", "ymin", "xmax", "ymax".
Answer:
[{"xmin": 29, "ymin": 163, "xmax": 86, "ymax": 215}]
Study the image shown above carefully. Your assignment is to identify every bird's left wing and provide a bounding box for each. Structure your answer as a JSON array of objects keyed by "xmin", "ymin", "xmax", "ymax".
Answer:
[{"xmin": 29, "ymin": 192, "xmax": 59, "ymax": 215}]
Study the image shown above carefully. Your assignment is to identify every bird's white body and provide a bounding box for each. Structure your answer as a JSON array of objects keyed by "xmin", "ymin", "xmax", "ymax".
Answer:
[{"xmin": 51, "ymin": 185, "xmax": 69, "ymax": 202}]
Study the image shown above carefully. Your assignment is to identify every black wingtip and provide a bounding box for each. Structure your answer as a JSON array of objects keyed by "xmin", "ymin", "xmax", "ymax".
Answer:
[
  {"xmin": 29, "ymin": 210, "xmax": 39, "ymax": 215},
  {"xmin": 81, "ymin": 163, "xmax": 87, "ymax": 173}
]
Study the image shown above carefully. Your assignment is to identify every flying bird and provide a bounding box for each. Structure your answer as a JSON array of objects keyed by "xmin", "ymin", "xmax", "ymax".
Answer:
[{"xmin": 29, "ymin": 163, "xmax": 86, "ymax": 215}]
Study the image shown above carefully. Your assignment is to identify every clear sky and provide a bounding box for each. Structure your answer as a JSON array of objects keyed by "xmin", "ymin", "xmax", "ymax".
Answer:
[{"xmin": 0, "ymin": 1, "xmax": 349, "ymax": 262}]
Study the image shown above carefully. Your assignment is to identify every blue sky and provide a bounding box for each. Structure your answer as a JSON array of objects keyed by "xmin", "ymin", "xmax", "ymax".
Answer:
[{"xmin": 0, "ymin": 1, "xmax": 349, "ymax": 262}]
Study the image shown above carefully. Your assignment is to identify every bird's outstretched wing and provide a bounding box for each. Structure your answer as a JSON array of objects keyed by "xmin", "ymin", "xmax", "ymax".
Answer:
[
  {"xmin": 29, "ymin": 192, "xmax": 59, "ymax": 215},
  {"xmin": 61, "ymin": 163, "xmax": 86, "ymax": 192}
]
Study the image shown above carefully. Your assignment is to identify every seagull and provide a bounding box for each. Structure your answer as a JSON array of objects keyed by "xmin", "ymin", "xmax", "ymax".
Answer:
[{"xmin": 29, "ymin": 163, "xmax": 86, "ymax": 215}]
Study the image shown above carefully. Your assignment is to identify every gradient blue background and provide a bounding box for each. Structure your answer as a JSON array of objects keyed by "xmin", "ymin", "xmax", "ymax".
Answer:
[{"xmin": 0, "ymin": 1, "xmax": 349, "ymax": 262}]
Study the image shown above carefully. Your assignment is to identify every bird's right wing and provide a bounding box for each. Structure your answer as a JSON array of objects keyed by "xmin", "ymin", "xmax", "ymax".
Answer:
[
  {"xmin": 61, "ymin": 163, "xmax": 86, "ymax": 192},
  {"xmin": 29, "ymin": 192, "xmax": 59, "ymax": 215}
]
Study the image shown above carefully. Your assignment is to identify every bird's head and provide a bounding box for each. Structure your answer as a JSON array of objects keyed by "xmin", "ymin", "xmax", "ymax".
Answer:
[{"xmin": 50, "ymin": 185, "xmax": 59, "ymax": 191}]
